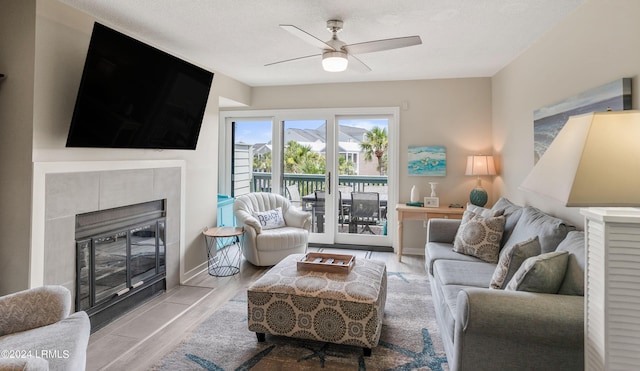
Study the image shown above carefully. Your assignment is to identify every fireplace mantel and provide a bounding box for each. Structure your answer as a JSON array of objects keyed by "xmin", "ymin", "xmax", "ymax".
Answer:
[{"xmin": 31, "ymin": 160, "xmax": 185, "ymax": 296}]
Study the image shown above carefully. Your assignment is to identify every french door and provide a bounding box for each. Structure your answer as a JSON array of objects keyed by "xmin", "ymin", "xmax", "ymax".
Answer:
[{"xmin": 220, "ymin": 108, "xmax": 397, "ymax": 248}]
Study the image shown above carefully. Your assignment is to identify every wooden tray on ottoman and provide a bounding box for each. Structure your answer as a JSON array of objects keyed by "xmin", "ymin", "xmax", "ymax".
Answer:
[{"xmin": 297, "ymin": 252, "xmax": 355, "ymax": 273}]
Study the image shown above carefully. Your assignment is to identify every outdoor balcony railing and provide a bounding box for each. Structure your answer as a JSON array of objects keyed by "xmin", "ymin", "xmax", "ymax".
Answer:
[{"xmin": 252, "ymin": 172, "xmax": 388, "ymax": 196}]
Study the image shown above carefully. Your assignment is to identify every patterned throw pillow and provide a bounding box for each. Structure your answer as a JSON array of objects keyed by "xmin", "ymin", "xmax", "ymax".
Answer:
[
  {"xmin": 505, "ymin": 251, "xmax": 569, "ymax": 293},
  {"xmin": 490, "ymin": 236, "xmax": 541, "ymax": 289},
  {"xmin": 453, "ymin": 210, "xmax": 506, "ymax": 263},
  {"xmin": 466, "ymin": 203, "xmax": 505, "ymax": 218},
  {"xmin": 253, "ymin": 207, "xmax": 286, "ymax": 230}
]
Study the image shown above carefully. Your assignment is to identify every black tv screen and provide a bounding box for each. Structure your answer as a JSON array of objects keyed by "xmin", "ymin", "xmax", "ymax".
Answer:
[{"xmin": 66, "ymin": 23, "xmax": 214, "ymax": 150}]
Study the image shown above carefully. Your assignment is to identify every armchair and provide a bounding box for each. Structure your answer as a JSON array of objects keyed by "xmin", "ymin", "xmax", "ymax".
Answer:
[
  {"xmin": 234, "ymin": 192, "xmax": 311, "ymax": 266},
  {"xmin": 0, "ymin": 285, "xmax": 91, "ymax": 371}
]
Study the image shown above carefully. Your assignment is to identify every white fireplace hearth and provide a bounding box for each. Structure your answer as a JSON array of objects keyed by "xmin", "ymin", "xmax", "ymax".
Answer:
[{"xmin": 31, "ymin": 160, "xmax": 185, "ymax": 303}]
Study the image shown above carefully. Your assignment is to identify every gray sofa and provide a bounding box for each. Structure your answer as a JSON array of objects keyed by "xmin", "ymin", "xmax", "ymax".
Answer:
[
  {"xmin": 425, "ymin": 197, "xmax": 585, "ymax": 371},
  {"xmin": 0, "ymin": 286, "xmax": 91, "ymax": 371}
]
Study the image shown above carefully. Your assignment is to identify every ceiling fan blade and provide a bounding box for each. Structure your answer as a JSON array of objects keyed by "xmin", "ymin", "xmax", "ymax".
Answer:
[
  {"xmin": 348, "ymin": 54, "xmax": 372, "ymax": 72},
  {"xmin": 344, "ymin": 35, "xmax": 422, "ymax": 55},
  {"xmin": 264, "ymin": 54, "xmax": 321, "ymax": 67},
  {"xmin": 280, "ymin": 24, "xmax": 336, "ymax": 51}
]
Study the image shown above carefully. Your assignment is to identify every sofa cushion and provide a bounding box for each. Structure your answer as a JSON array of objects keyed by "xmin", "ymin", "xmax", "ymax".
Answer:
[
  {"xmin": 503, "ymin": 206, "xmax": 573, "ymax": 253},
  {"xmin": 505, "ymin": 251, "xmax": 569, "ymax": 293},
  {"xmin": 433, "ymin": 260, "xmax": 496, "ymax": 288},
  {"xmin": 491, "ymin": 197, "xmax": 524, "ymax": 247},
  {"xmin": 425, "ymin": 242, "xmax": 485, "ymax": 275},
  {"xmin": 453, "ymin": 211, "xmax": 505, "ymax": 263},
  {"xmin": 255, "ymin": 226, "xmax": 309, "ymax": 250},
  {"xmin": 490, "ymin": 236, "xmax": 541, "ymax": 289},
  {"xmin": 556, "ymin": 231, "xmax": 585, "ymax": 296}
]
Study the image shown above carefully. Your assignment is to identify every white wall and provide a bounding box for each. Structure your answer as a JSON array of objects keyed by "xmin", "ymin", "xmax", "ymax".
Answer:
[
  {"xmin": 492, "ymin": 0, "xmax": 640, "ymax": 227},
  {"xmin": 0, "ymin": 0, "xmax": 36, "ymax": 295},
  {"xmin": 0, "ymin": 0, "xmax": 251, "ymax": 294},
  {"xmin": 229, "ymin": 78, "xmax": 493, "ymax": 251}
]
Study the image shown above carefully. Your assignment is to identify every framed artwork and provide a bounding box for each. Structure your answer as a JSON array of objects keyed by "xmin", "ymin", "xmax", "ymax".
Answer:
[
  {"xmin": 408, "ymin": 145, "xmax": 446, "ymax": 176},
  {"xmin": 533, "ymin": 78, "xmax": 632, "ymax": 163}
]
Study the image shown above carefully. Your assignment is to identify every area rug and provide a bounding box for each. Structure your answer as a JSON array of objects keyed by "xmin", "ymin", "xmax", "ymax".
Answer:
[{"xmin": 152, "ymin": 271, "xmax": 448, "ymax": 370}]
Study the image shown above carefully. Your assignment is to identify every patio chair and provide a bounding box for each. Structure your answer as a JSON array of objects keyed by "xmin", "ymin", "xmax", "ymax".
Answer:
[
  {"xmin": 338, "ymin": 191, "xmax": 351, "ymax": 228},
  {"xmin": 313, "ymin": 190, "xmax": 326, "ymax": 233},
  {"xmin": 285, "ymin": 183, "xmax": 303, "ymax": 209},
  {"xmin": 350, "ymin": 192, "xmax": 381, "ymax": 234}
]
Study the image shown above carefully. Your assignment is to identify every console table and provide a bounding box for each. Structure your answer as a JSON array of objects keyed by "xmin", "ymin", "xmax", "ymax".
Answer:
[{"xmin": 395, "ymin": 205, "xmax": 464, "ymax": 262}]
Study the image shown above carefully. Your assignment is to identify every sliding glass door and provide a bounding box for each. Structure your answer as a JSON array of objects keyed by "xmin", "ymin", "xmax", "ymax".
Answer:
[{"xmin": 221, "ymin": 108, "xmax": 396, "ymax": 248}]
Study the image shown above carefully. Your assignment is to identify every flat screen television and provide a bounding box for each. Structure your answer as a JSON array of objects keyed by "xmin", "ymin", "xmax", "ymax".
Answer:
[{"xmin": 66, "ymin": 23, "xmax": 214, "ymax": 150}]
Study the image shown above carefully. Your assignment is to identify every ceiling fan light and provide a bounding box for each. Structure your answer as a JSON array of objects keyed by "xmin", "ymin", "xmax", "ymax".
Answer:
[{"xmin": 322, "ymin": 51, "xmax": 348, "ymax": 72}]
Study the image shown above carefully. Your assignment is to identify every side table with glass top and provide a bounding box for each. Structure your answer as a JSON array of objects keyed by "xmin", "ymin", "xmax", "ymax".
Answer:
[{"xmin": 202, "ymin": 226, "xmax": 244, "ymax": 277}]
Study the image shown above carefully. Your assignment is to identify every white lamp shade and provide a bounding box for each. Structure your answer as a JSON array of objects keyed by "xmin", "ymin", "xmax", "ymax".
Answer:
[
  {"xmin": 465, "ymin": 155, "xmax": 497, "ymax": 176},
  {"xmin": 520, "ymin": 111, "xmax": 640, "ymax": 207},
  {"xmin": 322, "ymin": 51, "xmax": 348, "ymax": 72}
]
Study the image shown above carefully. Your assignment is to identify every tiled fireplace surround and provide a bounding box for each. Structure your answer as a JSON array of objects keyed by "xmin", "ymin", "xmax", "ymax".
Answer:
[{"xmin": 32, "ymin": 161, "xmax": 184, "ymax": 302}]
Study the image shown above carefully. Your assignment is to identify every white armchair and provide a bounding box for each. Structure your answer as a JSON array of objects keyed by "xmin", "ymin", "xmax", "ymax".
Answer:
[
  {"xmin": 234, "ymin": 192, "xmax": 311, "ymax": 266},
  {"xmin": 0, "ymin": 285, "xmax": 91, "ymax": 371}
]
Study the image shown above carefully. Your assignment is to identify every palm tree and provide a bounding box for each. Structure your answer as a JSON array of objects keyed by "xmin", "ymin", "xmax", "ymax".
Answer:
[{"xmin": 360, "ymin": 127, "xmax": 388, "ymax": 175}]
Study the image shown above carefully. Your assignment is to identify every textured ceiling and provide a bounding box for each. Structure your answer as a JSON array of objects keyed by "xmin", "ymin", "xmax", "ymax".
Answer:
[{"xmin": 57, "ymin": 0, "xmax": 585, "ymax": 87}]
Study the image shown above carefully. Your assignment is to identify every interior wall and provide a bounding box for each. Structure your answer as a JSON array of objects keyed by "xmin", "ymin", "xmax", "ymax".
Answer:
[
  {"xmin": 492, "ymin": 0, "xmax": 640, "ymax": 227},
  {"xmin": 233, "ymin": 78, "xmax": 493, "ymax": 252},
  {"xmin": 0, "ymin": 0, "xmax": 37, "ymax": 295},
  {"xmin": 31, "ymin": 0, "xmax": 243, "ymax": 279},
  {"xmin": 0, "ymin": 0, "xmax": 251, "ymax": 294}
]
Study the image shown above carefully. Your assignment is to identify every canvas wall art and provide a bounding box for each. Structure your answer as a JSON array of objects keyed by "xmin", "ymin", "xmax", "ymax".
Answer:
[
  {"xmin": 533, "ymin": 78, "xmax": 632, "ymax": 163},
  {"xmin": 408, "ymin": 145, "xmax": 446, "ymax": 176}
]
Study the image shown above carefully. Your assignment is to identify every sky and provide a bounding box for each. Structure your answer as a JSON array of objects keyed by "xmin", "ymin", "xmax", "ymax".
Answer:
[{"xmin": 234, "ymin": 118, "xmax": 388, "ymax": 145}]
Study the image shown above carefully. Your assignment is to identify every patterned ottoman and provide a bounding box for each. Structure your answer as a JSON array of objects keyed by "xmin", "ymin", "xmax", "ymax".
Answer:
[{"xmin": 247, "ymin": 254, "xmax": 387, "ymax": 355}]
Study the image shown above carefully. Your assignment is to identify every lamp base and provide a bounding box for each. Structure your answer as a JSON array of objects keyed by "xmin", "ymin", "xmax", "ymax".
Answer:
[{"xmin": 469, "ymin": 187, "xmax": 488, "ymax": 207}]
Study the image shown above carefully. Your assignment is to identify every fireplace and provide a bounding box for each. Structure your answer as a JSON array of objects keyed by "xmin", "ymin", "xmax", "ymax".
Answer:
[
  {"xmin": 33, "ymin": 162, "xmax": 183, "ymax": 332},
  {"xmin": 75, "ymin": 200, "xmax": 167, "ymax": 331}
]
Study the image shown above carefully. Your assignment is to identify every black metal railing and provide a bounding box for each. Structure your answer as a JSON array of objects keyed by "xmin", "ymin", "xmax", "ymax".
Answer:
[{"xmin": 252, "ymin": 172, "xmax": 388, "ymax": 196}]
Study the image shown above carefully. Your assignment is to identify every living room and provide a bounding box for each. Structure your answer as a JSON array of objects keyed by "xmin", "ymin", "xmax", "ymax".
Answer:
[{"xmin": 1, "ymin": 0, "xmax": 639, "ymax": 369}]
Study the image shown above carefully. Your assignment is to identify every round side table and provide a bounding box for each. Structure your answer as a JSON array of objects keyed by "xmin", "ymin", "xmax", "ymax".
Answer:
[{"xmin": 202, "ymin": 226, "xmax": 244, "ymax": 277}]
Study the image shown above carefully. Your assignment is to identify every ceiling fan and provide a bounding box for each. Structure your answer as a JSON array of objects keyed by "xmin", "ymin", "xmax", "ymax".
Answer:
[{"xmin": 265, "ymin": 19, "xmax": 422, "ymax": 72}]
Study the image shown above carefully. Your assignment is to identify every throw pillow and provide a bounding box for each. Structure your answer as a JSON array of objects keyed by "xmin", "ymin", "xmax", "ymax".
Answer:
[
  {"xmin": 466, "ymin": 203, "xmax": 505, "ymax": 217},
  {"xmin": 453, "ymin": 210, "xmax": 506, "ymax": 263},
  {"xmin": 555, "ymin": 231, "xmax": 585, "ymax": 296},
  {"xmin": 502, "ymin": 206, "xmax": 574, "ymax": 254},
  {"xmin": 505, "ymin": 251, "xmax": 569, "ymax": 293},
  {"xmin": 490, "ymin": 236, "xmax": 541, "ymax": 289},
  {"xmin": 253, "ymin": 207, "xmax": 286, "ymax": 230},
  {"xmin": 491, "ymin": 197, "xmax": 524, "ymax": 247}
]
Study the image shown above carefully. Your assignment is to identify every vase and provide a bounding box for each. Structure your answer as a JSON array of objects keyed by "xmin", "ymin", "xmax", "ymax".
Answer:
[{"xmin": 410, "ymin": 185, "xmax": 419, "ymax": 202}]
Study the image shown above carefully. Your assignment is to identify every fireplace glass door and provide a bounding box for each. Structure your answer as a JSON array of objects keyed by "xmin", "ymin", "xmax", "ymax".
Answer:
[
  {"xmin": 76, "ymin": 218, "xmax": 166, "ymax": 312},
  {"xmin": 94, "ymin": 231, "xmax": 128, "ymax": 305}
]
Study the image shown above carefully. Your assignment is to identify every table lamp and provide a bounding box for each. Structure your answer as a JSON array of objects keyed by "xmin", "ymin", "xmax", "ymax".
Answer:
[
  {"xmin": 465, "ymin": 155, "xmax": 496, "ymax": 207},
  {"xmin": 520, "ymin": 110, "xmax": 640, "ymax": 371}
]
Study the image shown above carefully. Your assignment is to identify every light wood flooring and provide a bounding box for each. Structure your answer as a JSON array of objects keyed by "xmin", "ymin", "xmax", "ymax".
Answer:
[{"xmin": 86, "ymin": 247, "xmax": 426, "ymax": 371}]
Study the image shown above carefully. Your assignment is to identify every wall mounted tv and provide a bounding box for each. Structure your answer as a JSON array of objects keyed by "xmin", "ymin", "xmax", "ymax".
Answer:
[{"xmin": 66, "ymin": 23, "xmax": 214, "ymax": 150}]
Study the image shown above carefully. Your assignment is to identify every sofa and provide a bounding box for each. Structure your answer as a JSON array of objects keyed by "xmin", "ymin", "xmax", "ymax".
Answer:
[
  {"xmin": 0, "ymin": 285, "xmax": 91, "ymax": 371},
  {"xmin": 425, "ymin": 197, "xmax": 585, "ymax": 371}
]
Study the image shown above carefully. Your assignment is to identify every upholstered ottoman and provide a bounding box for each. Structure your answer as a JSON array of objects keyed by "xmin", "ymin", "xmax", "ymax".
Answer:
[{"xmin": 247, "ymin": 254, "xmax": 387, "ymax": 355}]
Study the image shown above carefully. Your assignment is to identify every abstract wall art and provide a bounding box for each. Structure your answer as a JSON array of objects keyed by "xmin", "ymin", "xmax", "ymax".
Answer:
[{"xmin": 408, "ymin": 145, "xmax": 446, "ymax": 176}]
